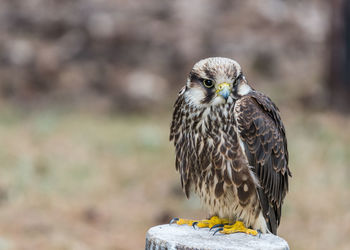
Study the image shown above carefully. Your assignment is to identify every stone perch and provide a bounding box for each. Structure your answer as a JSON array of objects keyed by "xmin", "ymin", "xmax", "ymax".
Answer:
[{"xmin": 145, "ymin": 224, "xmax": 289, "ymax": 250}]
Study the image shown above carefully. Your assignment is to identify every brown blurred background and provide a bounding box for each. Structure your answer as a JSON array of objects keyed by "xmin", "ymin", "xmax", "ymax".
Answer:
[{"xmin": 0, "ymin": 0, "xmax": 349, "ymax": 249}]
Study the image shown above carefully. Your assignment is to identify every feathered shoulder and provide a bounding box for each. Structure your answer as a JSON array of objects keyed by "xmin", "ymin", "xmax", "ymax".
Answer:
[{"xmin": 234, "ymin": 91, "xmax": 291, "ymax": 233}]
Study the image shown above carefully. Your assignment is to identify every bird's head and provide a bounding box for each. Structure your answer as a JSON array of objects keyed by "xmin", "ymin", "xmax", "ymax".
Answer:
[{"xmin": 183, "ymin": 57, "xmax": 252, "ymax": 107}]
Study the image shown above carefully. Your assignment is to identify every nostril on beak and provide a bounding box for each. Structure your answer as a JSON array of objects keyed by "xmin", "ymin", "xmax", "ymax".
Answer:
[{"xmin": 216, "ymin": 82, "xmax": 231, "ymax": 101}]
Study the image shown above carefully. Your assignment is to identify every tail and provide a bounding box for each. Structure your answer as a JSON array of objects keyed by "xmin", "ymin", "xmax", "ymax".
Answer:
[{"xmin": 257, "ymin": 187, "xmax": 279, "ymax": 235}]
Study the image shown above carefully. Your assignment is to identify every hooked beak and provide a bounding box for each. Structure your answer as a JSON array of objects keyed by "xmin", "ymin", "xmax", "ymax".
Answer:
[{"xmin": 216, "ymin": 82, "xmax": 231, "ymax": 101}]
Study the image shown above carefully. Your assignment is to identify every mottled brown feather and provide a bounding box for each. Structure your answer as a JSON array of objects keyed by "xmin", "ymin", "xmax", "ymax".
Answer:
[
  {"xmin": 170, "ymin": 90, "xmax": 259, "ymax": 210},
  {"xmin": 170, "ymin": 58, "xmax": 290, "ymax": 235},
  {"xmin": 234, "ymin": 91, "xmax": 291, "ymax": 234}
]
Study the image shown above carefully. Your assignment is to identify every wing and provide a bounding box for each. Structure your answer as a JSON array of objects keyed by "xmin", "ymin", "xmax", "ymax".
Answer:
[
  {"xmin": 234, "ymin": 91, "xmax": 291, "ymax": 234},
  {"xmin": 170, "ymin": 88, "xmax": 194, "ymax": 198}
]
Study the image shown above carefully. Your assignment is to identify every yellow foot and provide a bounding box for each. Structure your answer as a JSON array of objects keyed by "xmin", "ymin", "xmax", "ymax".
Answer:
[
  {"xmin": 170, "ymin": 216, "xmax": 229, "ymax": 228},
  {"xmin": 217, "ymin": 221, "xmax": 258, "ymax": 236}
]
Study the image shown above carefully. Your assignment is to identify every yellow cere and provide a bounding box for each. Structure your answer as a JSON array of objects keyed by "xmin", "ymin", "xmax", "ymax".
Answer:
[{"xmin": 216, "ymin": 82, "xmax": 231, "ymax": 93}]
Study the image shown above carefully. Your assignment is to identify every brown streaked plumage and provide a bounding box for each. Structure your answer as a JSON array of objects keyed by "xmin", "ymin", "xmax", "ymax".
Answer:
[{"xmin": 170, "ymin": 57, "xmax": 291, "ymax": 234}]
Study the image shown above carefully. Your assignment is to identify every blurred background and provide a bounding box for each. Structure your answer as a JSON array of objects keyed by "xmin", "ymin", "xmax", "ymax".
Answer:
[{"xmin": 0, "ymin": 0, "xmax": 349, "ymax": 249}]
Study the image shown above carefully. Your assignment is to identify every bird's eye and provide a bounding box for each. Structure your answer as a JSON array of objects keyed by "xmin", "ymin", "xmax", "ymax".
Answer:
[{"xmin": 203, "ymin": 79, "xmax": 214, "ymax": 88}]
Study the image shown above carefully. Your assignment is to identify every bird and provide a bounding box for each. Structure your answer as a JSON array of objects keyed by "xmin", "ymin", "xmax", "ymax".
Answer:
[{"xmin": 169, "ymin": 57, "xmax": 291, "ymax": 235}]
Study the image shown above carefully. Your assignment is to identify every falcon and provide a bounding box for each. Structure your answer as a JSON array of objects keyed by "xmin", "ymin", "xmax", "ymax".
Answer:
[{"xmin": 169, "ymin": 57, "xmax": 291, "ymax": 235}]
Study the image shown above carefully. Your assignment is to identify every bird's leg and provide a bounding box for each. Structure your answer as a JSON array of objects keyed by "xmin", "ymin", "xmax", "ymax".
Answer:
[
  {"xmin": 170, "ymin": 216, "xmax": 229, "ymax": 229},
  {"xmin": 213, "ymin": 221, "xmax": 258, "ymax": 236}
]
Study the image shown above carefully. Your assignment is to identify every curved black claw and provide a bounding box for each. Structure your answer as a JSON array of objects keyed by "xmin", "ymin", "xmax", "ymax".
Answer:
[
  {"xmin": 192, "ymin": 221, "xmax": 199, "ymax": 230},
  {"xmin": 257, "ymin": 230, "xmax": 262, "ymax": 238},
  {"xmin": 209, "ymin": 224, "xmax": 225, "ymax": 231},
  {"xmin": 212, "ymin": 227, "xmax": 223, "ymax": 236},
  {"xmin": 169, "ymin": 218, "xmax": 179, "ymax": 225}
]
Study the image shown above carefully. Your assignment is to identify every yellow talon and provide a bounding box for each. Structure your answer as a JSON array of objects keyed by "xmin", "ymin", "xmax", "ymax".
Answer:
[
  {"xmin": 220, "ymin": 221, "xmax": 258, "ymax": 236},
  {"xmin": 176, "ymin": 218, "xmax": 197, "ymax": 226},
  {"xmin": 174, "ymin": 216, "xmax": 230, "ymax": 228}
]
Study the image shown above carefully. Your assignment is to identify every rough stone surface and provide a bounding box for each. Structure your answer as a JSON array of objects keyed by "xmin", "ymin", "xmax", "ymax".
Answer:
[{"xmin": 145, "ymin": 224, "xmax": 289, "ymax": 250}]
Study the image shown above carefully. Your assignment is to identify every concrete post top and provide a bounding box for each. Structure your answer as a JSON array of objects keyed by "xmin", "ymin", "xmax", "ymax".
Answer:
[{"xmin": 145, "ymin": 224, "xmax": 289, "ymax": 250}]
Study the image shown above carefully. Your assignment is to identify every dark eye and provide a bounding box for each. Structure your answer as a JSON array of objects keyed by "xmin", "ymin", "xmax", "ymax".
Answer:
[{"xmin": 202, "ymin": 79, "xmax": 214, "ymax": 88}]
